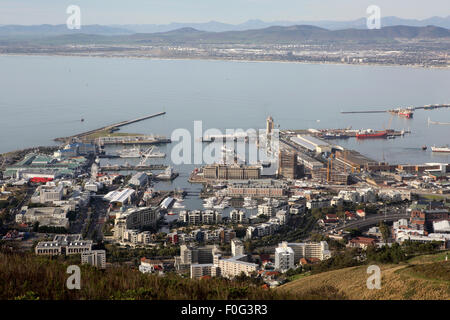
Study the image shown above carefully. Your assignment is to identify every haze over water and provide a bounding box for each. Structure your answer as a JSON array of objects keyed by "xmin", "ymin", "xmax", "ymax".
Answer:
[{"xmin": 0, "ymin": 55, "xmax": 449, "ymax": 165}]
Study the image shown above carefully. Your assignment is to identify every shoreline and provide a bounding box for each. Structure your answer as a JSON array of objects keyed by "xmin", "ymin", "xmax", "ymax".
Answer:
[{"xmin": 0, "ymin": 52, "xmax": 448, "ymax": 70}]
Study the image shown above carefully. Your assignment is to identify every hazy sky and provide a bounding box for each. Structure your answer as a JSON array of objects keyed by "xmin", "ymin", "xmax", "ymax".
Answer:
[{"xmin": 1, "ymin": 0, "xmax": 449, "ymax": 25}]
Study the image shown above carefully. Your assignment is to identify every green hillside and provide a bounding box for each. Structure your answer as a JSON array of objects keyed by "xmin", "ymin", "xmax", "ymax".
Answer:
[
  {"xmin": 0, "ymin": 248, "xmax": 343, "ymax": 300},
  {"xmin": 279, "ymin": 251, "xmax": 450, "ymax": 300}
]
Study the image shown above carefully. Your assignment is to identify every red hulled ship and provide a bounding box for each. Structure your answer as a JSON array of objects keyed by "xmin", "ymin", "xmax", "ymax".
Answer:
[
  {"xmin": 356, "ymin": 129, "xmax": 388, "ymax": 139},
  {"xmin": 398, "ymin": 109, "xmax": 414, "ymax": 118}
]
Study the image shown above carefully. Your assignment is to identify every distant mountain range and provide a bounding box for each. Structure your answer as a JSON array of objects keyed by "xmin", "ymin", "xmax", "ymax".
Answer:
[
  {"xmin": 0, "ymin": 16, "xmax": 449, "ymax": 37},
  {"xmin": 115, "ymin": 16, "xmax": 450, "ymax": 33},
  {"xmin": 7, "ymin": 25, "xmax": 448, "ymax": 47}
]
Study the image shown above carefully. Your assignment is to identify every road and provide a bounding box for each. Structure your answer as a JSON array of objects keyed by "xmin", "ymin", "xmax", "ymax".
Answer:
[
  {"xmin": 333, "ymin": 212, "xmax": 409, "ymax": 231},
  {"xmin": 6, "ymin": 186, "xmax": 35, "ymax": 225}
]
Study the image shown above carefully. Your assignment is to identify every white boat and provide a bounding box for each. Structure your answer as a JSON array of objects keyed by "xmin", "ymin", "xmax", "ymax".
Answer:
[
  {"xmin": 118, "ymin": 147, "xmax": 142, "ymax": 158},
  {"xmin": 431, "ymin": 145, "xmax": 450, "ymax": 152},
  {"xmin": 143, "ymin": 146, "xmax": 166, "ymax": 158},
  {"xmin": 243, "ymin": 196, "xmax": 257, "ymax": 209},
  {"xmin": 173, "ymin": 200, "xmax": 186, "ymax": 209},
  {"xmin": 203, "ymin": 197, "xmax": 216, "ymax": 208},
  {"xmin": 156, "ymin": 166, "xmax": 179, "ymax": 180}
]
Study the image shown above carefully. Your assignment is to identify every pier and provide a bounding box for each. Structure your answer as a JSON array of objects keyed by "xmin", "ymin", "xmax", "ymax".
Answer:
[
  {"xmin": 54, "ymin": 111, "xmax": 166, "ymax": 143},
  {"xmin": 341, "ymin": 103, "xmax": 449, "ymax": 115},
  {"xmin": 97, "ymin": 135, "xmax": 171, "ymax": 146},
  {"xmin": 99, "ymin": 164, "xmax": 167, "ymax": 172}
]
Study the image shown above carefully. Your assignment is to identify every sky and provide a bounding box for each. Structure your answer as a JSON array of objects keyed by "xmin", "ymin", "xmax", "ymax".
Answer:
[{"xmin": 0, "ymin": 0, "xmax": 449, "ymax": 25}]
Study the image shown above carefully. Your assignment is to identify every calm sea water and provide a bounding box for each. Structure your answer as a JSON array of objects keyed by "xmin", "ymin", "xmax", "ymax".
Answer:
[{"xmin": 0, "ymin": 55, "xmax": 449, "ymax": 165}]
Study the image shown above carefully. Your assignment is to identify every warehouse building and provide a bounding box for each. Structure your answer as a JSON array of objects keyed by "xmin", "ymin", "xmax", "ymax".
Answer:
[{"xmin": 290, "ymin": 135, "xmax": 332, "ymax": 154}]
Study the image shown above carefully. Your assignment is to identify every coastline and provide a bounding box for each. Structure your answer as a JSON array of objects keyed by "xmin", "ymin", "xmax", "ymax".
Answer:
[{"xmin": 0, "ymin": 52, "xmax": 448, "ymax": 70}]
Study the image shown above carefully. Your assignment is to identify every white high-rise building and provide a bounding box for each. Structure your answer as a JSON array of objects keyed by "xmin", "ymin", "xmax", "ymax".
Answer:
[
  {"xmin": 275, "ymin": 242, "xmax": 295, "ymax": 272},
  {"xmin": 276, "ymin": 241, "xmax": 331, "ymax": 267},
  {"xmin": 231, "ymin": 238, "xmax": 244, "ymax": 257}
]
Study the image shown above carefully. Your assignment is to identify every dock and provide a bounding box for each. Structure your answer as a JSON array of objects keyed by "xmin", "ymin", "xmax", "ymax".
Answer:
[
  {"xmin": 96, "ymin": 135, "xmax": 171, "ymax": 145},
  {"xmin": 99, "ymin": 164, "xmax": 167, "ymax": 172},
  {"xmin": 54, "ymin": 111, "xmax": 166, "ymax": 143},
  {"xmin": 341, "ymin": 103, "xmax": 449, "ymax": 114}
]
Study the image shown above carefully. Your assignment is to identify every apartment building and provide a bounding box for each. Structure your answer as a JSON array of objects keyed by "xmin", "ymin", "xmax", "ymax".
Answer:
[
  {"xmin": 81, "ymin": 250, "xmax": 106, "ymax": 269},
  {"xmin": 190, "ymin": 264, "xmax": 220, "ymax": 279},
  {"xmin": 217, "ymin": 255, "xmax": 259, "ymax": 279},
  {"xmin": 231, "ymin": 238, "xmax": 244, "ymax": 257},
  {"xmin": 229, "ymin": 209, "xmax": 246, "ymax": 223},
  {"xmin": 175, "ymin": 244, "xmax": 219, "ymax": 271},
  {"xmin": 115, "ymin": 206, "xmax": 158, "ymax": 230},
  {"xmin": 179, "ymin": 210, "xmax": 222, "ymax": 225},
  {"xmin": 279, "ymin": 241, "xmax": 331, "ymax": 263},
  {"xmin": 275, "ymin": 242, "xmax": 295, "ymax": 272}
]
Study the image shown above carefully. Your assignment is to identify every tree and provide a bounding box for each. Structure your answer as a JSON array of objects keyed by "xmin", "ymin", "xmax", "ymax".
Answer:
[
  {"xmin": 32, "ymin": 221, "xmax": 39, "ymax": 232},
  {"xmin": 311, "ymin": 208, "xmax": 322, "ymax": 219},
  {"xmin": 379, "ymin": 221, "xmax": 390, "ymax": 244}
]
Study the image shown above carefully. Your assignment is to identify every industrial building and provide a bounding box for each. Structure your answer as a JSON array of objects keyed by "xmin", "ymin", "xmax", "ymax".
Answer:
[
  {"xmin": 278, "ymin": 151, "xmax": 303, "ymax": 179},
  {"xmin": 3, "ymin": 153, "xmax": 87, "ymax": 179},
  {"xmin": 103, "ymin": 188, "xmax": 135, "ymax": 206},
  {"xmin": 296, "ymin": 153, "xmax": 324, "ymax": 171},
  {"xmin": 334, "ymin": 150, "xmax": 376, "ymax": 173},
  {"xmin": 290, "ymin": 135, "xmax": 332, "ymax": 154},
  {"xmin": 311, "ymin": 168, "xmax": 350, "ymax": 185},
  {"xmin": 129, "ymin": 172, "xmax": 148, "ymax": 187}
]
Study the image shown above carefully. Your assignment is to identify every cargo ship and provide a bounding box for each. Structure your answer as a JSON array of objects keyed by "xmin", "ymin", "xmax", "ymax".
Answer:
[
  {"xmin": 389, "ymin": 107, "xmax": 414, "ymax": 118},
  {"xmin": 398, "ymin": 109, "xmax": 413, "ymax": 118},
  {"xmin": 431, "ymin": 145, "xmax": 450, "ymax": 153},
  {"xmin": 356, "ymin": 129, "xmax": 388, "ymax": 139}
]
